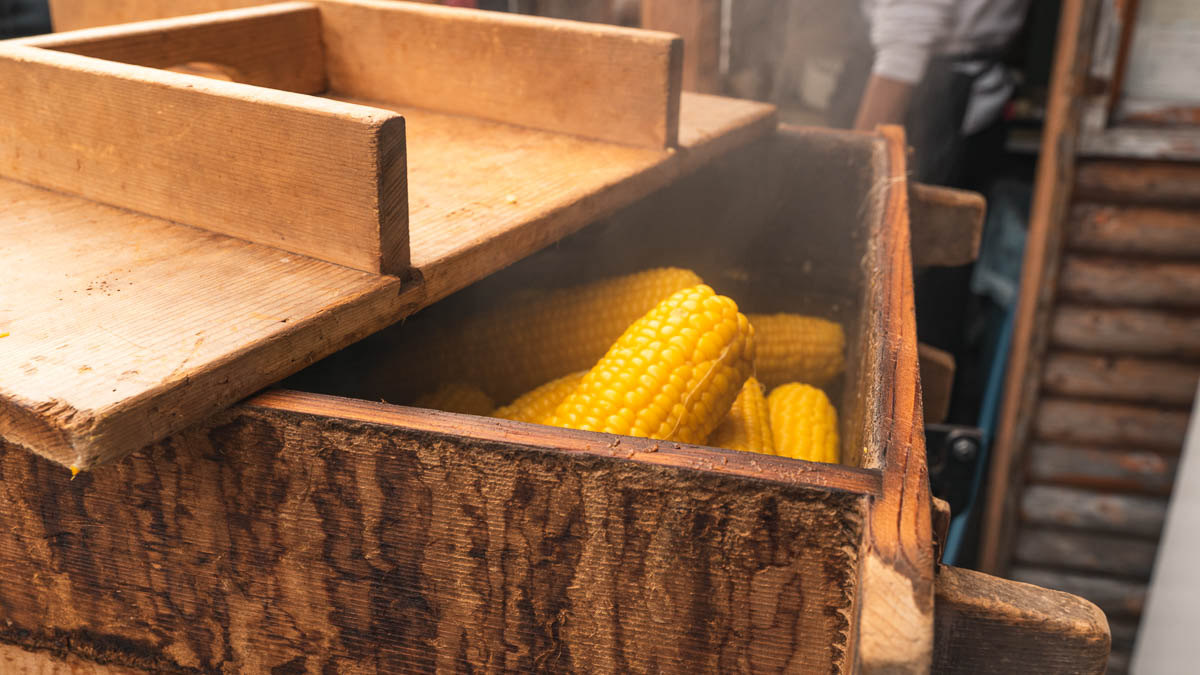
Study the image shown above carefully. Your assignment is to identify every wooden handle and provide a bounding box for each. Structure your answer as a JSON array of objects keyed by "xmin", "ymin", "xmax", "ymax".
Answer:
[
  {"xmin": 909, "ymin": 182, "xmax": 985, "ymax": 267},
  {"xmin": 933, "ymin": 564, "xmax": 1111, "ymax": 674}
]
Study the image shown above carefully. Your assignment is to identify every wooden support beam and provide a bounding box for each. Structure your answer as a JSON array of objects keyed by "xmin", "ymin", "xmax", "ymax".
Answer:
[
  {"xmin": 318, "ymin": 0, "xmax": 683, "ymax": 149},
  {"xmin": 932, "ymin": 565, "xmax": 1110, "ymax": 675},
  {"xmin": 1034, "ymin": 398, "xmax": 1190, "ymax": 451},
  {"xmin": 1020, "ymin": 484, "xmax": 1167, "ymax": 537},
  {"xmin": 0, "ymin": 42, "xmax": 407, "ymax": 275},
  {"xmin": 1028, "ymin": 443, "xmax": 1178, "ymax": 495},
  {"xmin": 17, "ymin": 2, "xmax": 326, "ymax": 93},
  {"xmin": 1043, "ymin": 352, "xmax": 1200, "ymax": 406}
]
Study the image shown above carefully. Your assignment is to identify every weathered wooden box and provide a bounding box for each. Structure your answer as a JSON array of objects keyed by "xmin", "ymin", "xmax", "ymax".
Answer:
[{"xmin": 0, "ymin": 3, "xmax": 1108, "ymax": 673}]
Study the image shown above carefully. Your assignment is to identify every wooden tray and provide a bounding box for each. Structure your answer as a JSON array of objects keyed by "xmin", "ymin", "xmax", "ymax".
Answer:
[{"xmin": 0, "ymin": 1, "xmax": 775, "ymax": 469}]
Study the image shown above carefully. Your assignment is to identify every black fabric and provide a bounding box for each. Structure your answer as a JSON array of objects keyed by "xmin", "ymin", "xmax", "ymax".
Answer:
[{"xmin": 0, "ymin": 0, "xmax": 50, "ymax": 38}]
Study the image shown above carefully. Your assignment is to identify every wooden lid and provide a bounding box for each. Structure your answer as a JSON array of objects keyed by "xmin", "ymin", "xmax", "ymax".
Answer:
[{"xmin": 0, "ymin": 2, "xmax": 776, "ymax": 469}]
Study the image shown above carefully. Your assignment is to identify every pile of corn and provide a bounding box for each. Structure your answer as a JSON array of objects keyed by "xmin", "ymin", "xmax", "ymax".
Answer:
[{"xmin": 411, "ymin": 268, "xmax": 846, "ymax": 464}]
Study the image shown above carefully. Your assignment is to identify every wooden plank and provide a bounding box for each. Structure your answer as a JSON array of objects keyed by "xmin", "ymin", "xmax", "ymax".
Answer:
[
  {"xmin": 1035, "ymin": 398, "xmax": 1190, "ymax": 451},
  {"xmin": 1068, "ymin": 203, "xmax": 1200, "ymax": 259},
  {"xmin": 932, "ymin": 565, "xmax": 1110, "ymax": 675},
  {"xmin": 0, "ymin": 643, "xmax": 141, "ymax": 674},
  {"xmin": 857, "ymin": 125, "xmax": 935, "ymax": 674},
  {"xmin": 1043, "ymin": 352, "xmax": 1200, "ymax": 406},
  {"xmin": 1059, "ymin": 255, "xmax": 1200, "ymax": 308},
  {"xmin": 1020, "ymin": 485, "xmax": 1168, "ymax": 537},
  {"xmin": 1014, "ymin": 529, "xmax": 1158, "ymax": 578},
  {"xmin": 640, "ymin": 0, "xmax": 721, "ymax": 94},
  {"xmin": 918, "ymin": 342, "xmax": 955, "ymax": 424},
  {"xmin": 0, "ymin": 179, "xmax": 420, "ymax": 470},
  {"xmin": 1010, "ymin": 567, "xmax": 1147, "ymax": 619},
  {"xmin": 17, "ymin": 2, "xmax": 325, "ymax": 93},
  {"xmin": 1051, "ymin": 306, "xmax": 1200, "ymax": 357},
  {"xmin": 0, "ymin": 397, "xmax": 870, "ymax": 672},
  {"xmin": 1028, "ymin": 443, "xmax": 1178, "ymax": 495},
  {"xmin": 318, "ymin": 0, "xmax": 683, "ymax": 149},
  {"xmin": 48, "ymin": 0, "xmax": 274, "ymax": 31},
  {"xmin": 1076, "ymin": 160, "xmax": 1200, "ymax": 205},
  {"xmin": 981, "ymin": 0, "xmax": 1100, "ymax": 575},
  {"xmin": 908, "ymin": 183, "xmax": 986, "ymax": 267},
  {"xmin": 343, "ymin": 91, "xmax": 777, "ymax": 307},
  {"xmin": 0, "ymin": 44, "xmax": 408, "ymax": 275}
]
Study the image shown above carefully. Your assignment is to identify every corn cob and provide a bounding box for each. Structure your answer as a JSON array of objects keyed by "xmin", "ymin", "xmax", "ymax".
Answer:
[
  {"xmin": 548, "ymin": 285, "xmax": 754, "ymax": 444},
  {"xmin": 768, "ymin": 383, "xmax": 839, "ymax": 463},
  {"xmin": 413, "ymin": 382, "xmax": 495, "ymax": 417},
  {"xmin": 748, "ymin": 314, "xmax": 846, "ymax": 389},
  {"xmin": 493, "ymin": 371, "xmax": 586, "ymax": 424},
  {"xmin": 708, "ymin": 377, "xmax": 774, "ymax": 455},
  {"xmin": 404, "ymin": 268, "xmax": 704, "ymax": 402}
]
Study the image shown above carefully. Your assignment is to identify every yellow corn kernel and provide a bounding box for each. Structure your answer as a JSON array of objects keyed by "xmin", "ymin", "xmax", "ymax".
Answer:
[
  {"xmin": 493, "ymin": 371, "xmax": 586, "ymax": 424},
  {"xmin": 768, "ymin": 383, "xmax": 839, "ymax": 463},
  {"xmin": 406, "ymin": 267, "xmax": 704, "ymax": 402},
  {"xmin": 413, "ymin": 382, "xmax": 494, "ymax": 417},
  {"xmin": 749, "ymin": 314, "xmax": 846, "ymax": 389},
  {"xmin": 549, "ymin": 285, "xmax": 754, "ymax": 444},
  {"xmin": 708, "ymin": 377, "xmax": 774, "ymax": 455}
]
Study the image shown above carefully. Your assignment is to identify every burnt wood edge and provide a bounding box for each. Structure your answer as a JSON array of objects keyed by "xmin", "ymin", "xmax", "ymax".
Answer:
[{"xmin": 246, "ymin": 389, "xmax": 883, "ymax": 496}]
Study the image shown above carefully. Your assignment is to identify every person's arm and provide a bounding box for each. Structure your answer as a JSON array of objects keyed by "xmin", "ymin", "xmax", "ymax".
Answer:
[{"xmin": 854, "ymin": 0, "xmax": 954, "ymax": 130}]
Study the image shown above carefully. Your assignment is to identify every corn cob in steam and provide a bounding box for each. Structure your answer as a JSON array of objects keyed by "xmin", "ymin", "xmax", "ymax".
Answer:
[
  {"xmin": 405, "ymin": 267, "xmax": 704, "ymax": 402},
  {"xmin": 549, "ymin": 284, "xmax": 754, "ymax": 445},
  {"xmin": 768, "ymin": 383, "xmax": 839, "ymax": 463},
  {"xmin": 708, "ymin": 376, "xmax": 774, "ymax": 455},
  {"xmin": 748, "ymin": 313, "xmax": 845, "ymax": 388},
  {"xmin": 413, "ymin": 382, "xmax": 495, "ymax": 417},
  {"xmin": 493, "ymin": 371, "xmax": 586, "ymax": 424}
]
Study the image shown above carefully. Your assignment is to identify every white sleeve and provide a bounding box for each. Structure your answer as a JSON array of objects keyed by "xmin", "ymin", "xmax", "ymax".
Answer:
[{"xmin": 868, "ymin": 0, "xmax": 956, "ymax": 84}]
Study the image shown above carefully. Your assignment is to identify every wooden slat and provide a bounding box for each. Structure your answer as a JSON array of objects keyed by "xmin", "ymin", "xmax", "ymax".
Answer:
[
  {"xmin": 17, "ymin": 2, "xmax": 325, "ymax": 93},
  {"xmin": 1043, "ymin": 352, "xmax": 1200, "ymax": 406},
  {"xmin": 1035, "ymin": 398, "xmax": 1190, "ymax": 451},
  {"xmin": 0, "ymin": 400, "xmax": 870, "ymax": 672},
  {"xmin": 1059, "ymin": 255, "xmax": 1200, "ymax": 308},
  {"xmin": 0, "ymin": 43, "xmax": 407, "ymax": 275},
  {"xmin": 1010, "ymin": 567, "xmax": 1147, "ymax": 619},
  {"xmin": 1028, "ymin": 443, "xmax": 1178, "ymax": 495},
  {"xmin": 1051, "ymin": 306, "xmax": 1200, "ymax": 357},
  {"xmin": 1076, "ymin": 160, "xmax": 1200, "ymax": 206},
  {"xmin": 981, "ymin": 0, "xmax": 1100, "ymax": 575},
  {"xmin": 908, "ymin": 183, "xmax": 986, "ymax": 267},
  {"xmin": 318, "ymin": 0, "xmax": 683, "ymax": 149},
  {"xmin": 0, "ymin": 179, "xmax": 419, "ymax": 470},
  {"xmin": 1014, "ymin": 529, "xmax": 1157, "ymax": 578},
  {"xmin": 1020, "ymin": 485, "xmax": 1167, "ymax": 537},
  {"xmin": 640, "ymin": 0, "xmax": 721, "ymax": 94},
  {"xmin": 932, "ymin": 565, "xmax": 1110, "ymax": 675},
  {"xmin": 1068, "ymin": 203, "xmax": 1200, "ymax": 259}
]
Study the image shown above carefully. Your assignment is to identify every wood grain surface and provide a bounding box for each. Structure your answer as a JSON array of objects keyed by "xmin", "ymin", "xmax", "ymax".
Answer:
[
  {"xmin": 932, "ymin": 565, "xmax": 1110, "ymax": 675},
  {"xmin": 1020, "ymin": 485, "xmax": 1167, "ymax": 537},
  {"xmin": 1075, "ymin": 160, "xmax": 1200, "ymax": 206},
  {"xmin": 0, "ymin": 396, "xmax": 871, "ymax": 673},
  {"xmin": 1010, "ymin": 567, "xmax": 1146, "ymax": 619},
  {"xmin": 46, "ymin": 0, "xmax": 310, "ymax": 31},
  {"xmin": 0, "ymin": 179, "xmax": 420, "ymax": 469},
  {"xmin": 1059, "ymin": 255, "xmax": 1200, "ymax": 308},
  {"xmin": 908, "ymin": 183, "xmax": 985, "ymax": 267},
  {"xmin": 319, "ymin": 0, "xmax": 683, "ymax": 149},
  {"xmin": 0, "ymin": 43, "xmax": 408, "ymax": 275},
  {"xmin": 1068, "ymin": 203, "xmax": 1200, "ymax": 258},
  {"xmin": 1042, "ymin": 352, "xmax": 1200, "ymax": 406},
  {"xmin": 0, "ymin": 643, "xmax": 141, "ymax": 675},
  {"xmin": 1034, "ymin": 398, "xmax": 1190, "ymax": 450},
  {"xmin": 1027, "ymin": 443, "xmax": 1178, "ymax": 495},
  {"xmin": 640, "ymin": 0, "xmax": 721, "ymax": 94},
  {"xmin": 16, "ymin": 2, "xmax": 326, "ymax": 93},
  {"xmin": 1051, "ymin": 305, "xmax": 1200, "ymax": 357},
  {"xmin": 1014, "ymin": 528, "xmax": 1157, "ymax": 578}
]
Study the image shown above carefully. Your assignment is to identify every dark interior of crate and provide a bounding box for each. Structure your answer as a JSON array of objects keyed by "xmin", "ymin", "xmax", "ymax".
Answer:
[{"xmin": 287, "ymin": 128, "xmax": 890, "ymax": 471}]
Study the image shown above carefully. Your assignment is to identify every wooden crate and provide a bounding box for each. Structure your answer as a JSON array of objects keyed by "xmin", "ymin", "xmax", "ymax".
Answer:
[{"xmin": 0, "ymin": 3, "xmax": 1108, "ymax": 673}]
